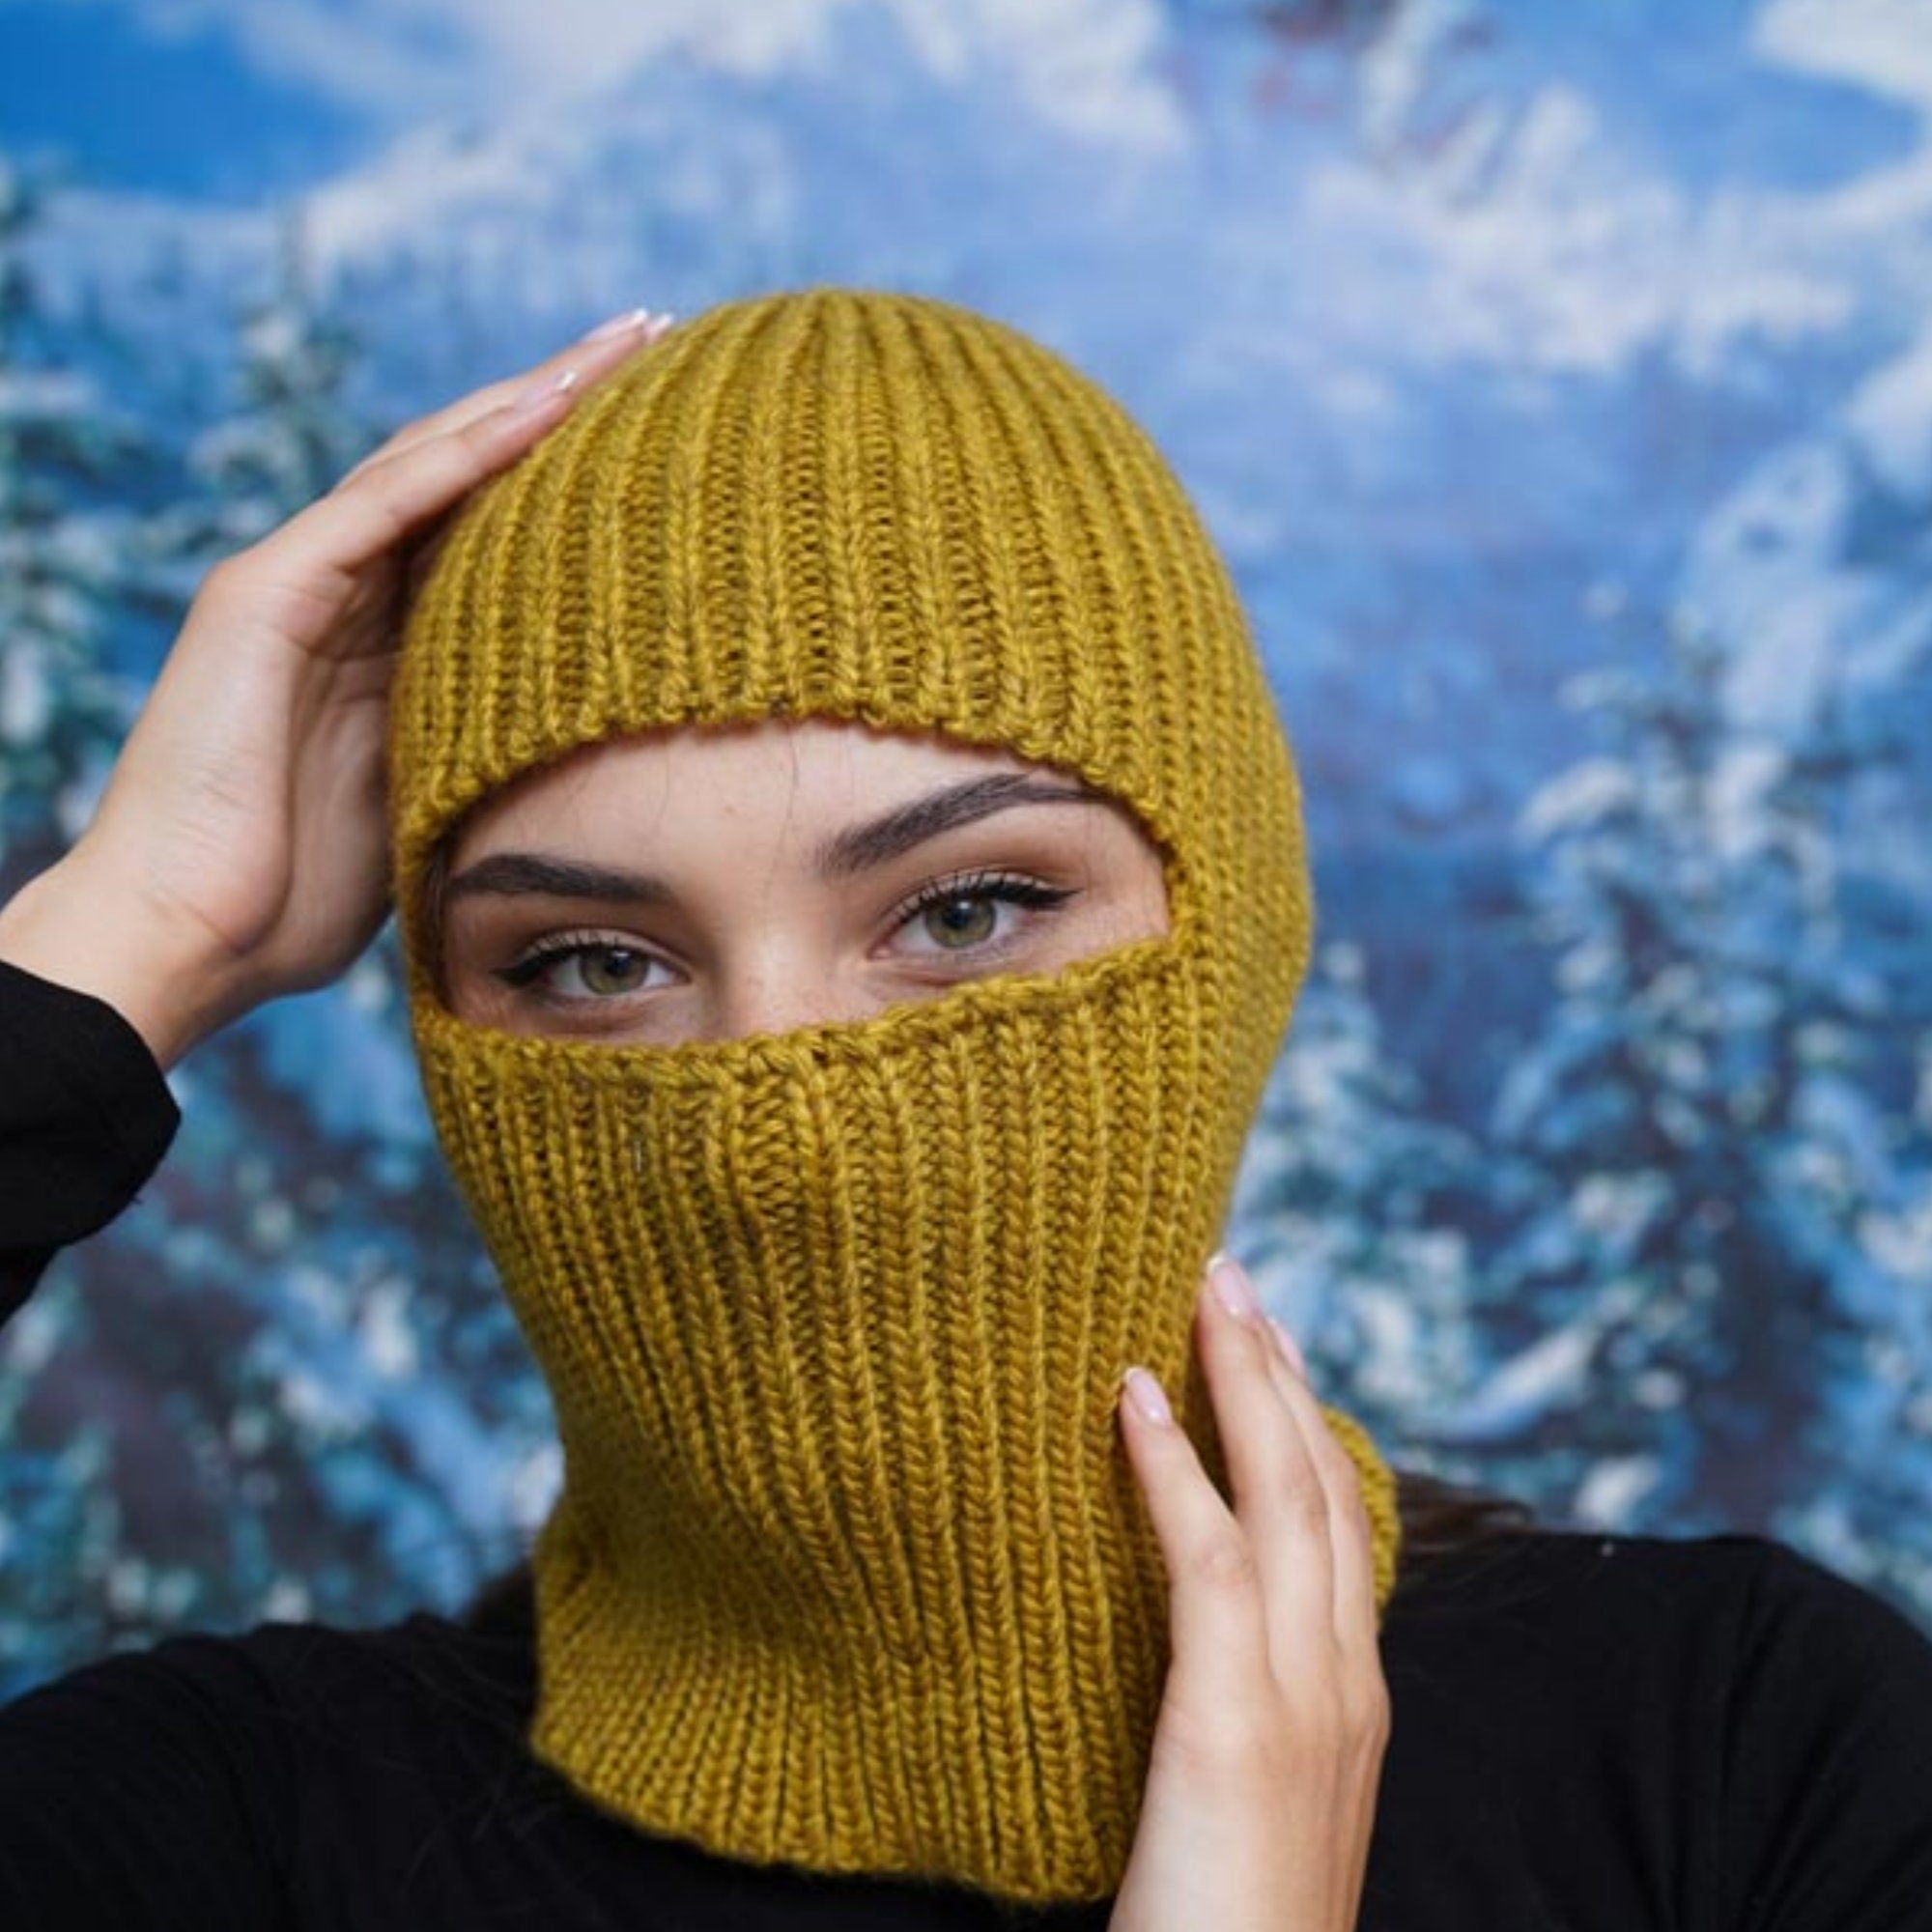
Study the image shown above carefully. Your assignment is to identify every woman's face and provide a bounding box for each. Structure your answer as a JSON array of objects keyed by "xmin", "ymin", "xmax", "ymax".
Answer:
[{"xmin": 439, "ymin": 719, "xmax": 1171, "ymax": 1046}]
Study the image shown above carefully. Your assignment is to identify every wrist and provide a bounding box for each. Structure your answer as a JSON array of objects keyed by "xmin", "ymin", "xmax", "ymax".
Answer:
[{"xmin": 0, "ymin": 851, "xmax": 243, "ymax": 1070}]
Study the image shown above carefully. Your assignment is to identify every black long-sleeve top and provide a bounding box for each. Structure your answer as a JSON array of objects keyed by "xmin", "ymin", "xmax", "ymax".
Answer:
[{"xmin": 3, "ymin": 957, "xmax": 1931, "ymax": 1930}]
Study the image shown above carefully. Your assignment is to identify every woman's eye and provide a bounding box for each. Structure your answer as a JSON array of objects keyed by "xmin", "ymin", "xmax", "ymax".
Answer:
[
  {"xmin": 919, "ymin": 894, "xmax": 1001, "ymax": 950},
  {"xmin": 893, "ymin": 875, "xmax": 1076, "ymax": 959},
  {"xmin": 498, "ymin": 940, "xmax": 670, "ymax": 1002},
  {"xmin": 571, "ymin": 946, "xmax": 657, "ymax": 996}
]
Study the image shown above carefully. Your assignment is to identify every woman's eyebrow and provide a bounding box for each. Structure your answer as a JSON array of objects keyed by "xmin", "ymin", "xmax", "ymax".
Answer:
[
  {"xmin": 442, "ymin": 853, "xmax": 673, "ymax": 905},
  {"xmin": 441, "ymin": 778, "xmax": 1102, "ymax": 902},
  {"xmin": 815, "ymin": 775, "xmax": 1100, "ymax": 877}
]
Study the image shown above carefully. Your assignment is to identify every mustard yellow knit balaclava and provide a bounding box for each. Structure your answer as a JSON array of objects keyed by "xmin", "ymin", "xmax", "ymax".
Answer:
[{"xmin": 391, "ymin": 287, "xmax": 1399, "ymax": 1903}]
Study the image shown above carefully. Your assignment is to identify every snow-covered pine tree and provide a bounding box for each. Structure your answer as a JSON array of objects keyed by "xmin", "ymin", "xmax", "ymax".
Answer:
[
  {"xmin": 1735, "ymin": 685, "xmax": 1932, "ymax": 1608},
  {"xmin": 0, "ymin": 159, "xmax": 142, "ymax": 873},
  {"xmin": 1230, "ymin": 940, "xmax": 1489, "ymax": 1468},
  {"xmin": 0, "ymin": 157, "xmax": 172, "ymax": 1684},
  {"xmin": 167, "ymin": 211, "xmax": 366, "ymax": 554},
  {"xmin": 1487, "ymin": 612, "xmax": 1932, "ymax": 1591}
]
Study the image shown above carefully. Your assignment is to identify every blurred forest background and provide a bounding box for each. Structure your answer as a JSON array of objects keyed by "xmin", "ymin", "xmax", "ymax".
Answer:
[{"xmin": 3, "ymin": 0, "xmax": 1931, "ymax": 1691}]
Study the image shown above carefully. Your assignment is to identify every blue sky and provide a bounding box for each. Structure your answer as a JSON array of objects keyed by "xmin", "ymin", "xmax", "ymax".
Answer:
[
  {"xmin": 6, "ymin": 0, "xmax": 1916, "ymax": 211},
  {"xmin": 0, "ymin": 0, "xmax": 960, "ymax": 203},
  {"xmin": 0, "ymin": 0, "xmax": 372, "ymax": 198}
]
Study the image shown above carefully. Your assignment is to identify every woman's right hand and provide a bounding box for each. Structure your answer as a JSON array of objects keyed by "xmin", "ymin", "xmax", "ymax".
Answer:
[
  {"xmin": 0, "ymin": 308, "xmax": 673, "ymax": 1068},
  {"xmin": 1111, "ymin": 1257, "xmax": 1390, "ymax": 1932}
]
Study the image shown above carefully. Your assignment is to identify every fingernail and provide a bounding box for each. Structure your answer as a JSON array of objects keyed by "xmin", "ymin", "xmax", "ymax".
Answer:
[
  {"xmin": 1207, "ymin": 1252, "xmax": 1260, "ymax": 1321},
  {"xmin": 1267, "ymin": 1318, "xmax": 1308, "ymax": 1379},
  {"xmin": 582, "ymin": 306, "xmax": 653, "ymax": 342},
  {"xmin": 1121, "ymin": 1365, "xmax": 1173, "ymax": 1427},
  {"xmin": 504, "ymin": 366, "xmax": 581, "ymax": 418}
]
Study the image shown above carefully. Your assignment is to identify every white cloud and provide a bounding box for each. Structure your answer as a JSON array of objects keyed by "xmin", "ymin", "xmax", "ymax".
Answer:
[
  {"xmin": 1298, "ymin": 70, "xmax": 1875, "ymax": 381},
  {"xmin": 80, "ymin": 0, "xmax": 850, "ymax": 115},
  {"xmin": 1754, "ymin": 0, "xmax": 1932, "ymax": 117},
  {"xmin": 92, "ymin": 0, "xmax": 1178, "ymax": 149},
  {"xmin": 1301, "ymin": 85, "xmax": 1690, "ymax": 376},
  {"xmin": 197, "ymin": 0, "xmax": 1180, "ymax": 270},
  {"xmin": 888, "ymin": 0, "xmax": 1177, "ymax": 152},
  {"xmin": 1847, "ymin": 326, "xmax": 1932, "ymax": 497},
  {"xmin": 1747, "ymin": 0, "xmax": 1932, "ymax": 253}
]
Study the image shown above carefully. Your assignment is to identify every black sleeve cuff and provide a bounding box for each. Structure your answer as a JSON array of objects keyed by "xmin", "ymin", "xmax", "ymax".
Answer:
[{"xmin": 0, "ymin": 956, "xmax": 182, "ymax": 1254}]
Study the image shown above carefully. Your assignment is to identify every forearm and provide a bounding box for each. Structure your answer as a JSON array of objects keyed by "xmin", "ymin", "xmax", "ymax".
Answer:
[{"xmin": 0, "ymin": 850, "xmax": 242, "ymax": 1073}]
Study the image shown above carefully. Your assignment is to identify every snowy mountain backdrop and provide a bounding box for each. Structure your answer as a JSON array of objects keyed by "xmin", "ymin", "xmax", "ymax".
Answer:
[{"xmin": 2, "ymin": 0, "xmax": 1930, "ymax": 1690}]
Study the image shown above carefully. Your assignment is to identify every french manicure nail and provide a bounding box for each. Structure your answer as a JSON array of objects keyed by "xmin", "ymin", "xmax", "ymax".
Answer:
[
  {"xmin": 503, "ymin": 365, "xmax": 582, "ymax": 418},
  {"xmin": 1122, "ymin": 1365, "xmax": 1174, "ymax": 1427},
  {"xmin": 582, "ymin": 306, "xmax": 653, "ymax": 342},
  {"xmin": 1208, "ymin": 1252, "xmax": 1260, "ymax": 1321}
]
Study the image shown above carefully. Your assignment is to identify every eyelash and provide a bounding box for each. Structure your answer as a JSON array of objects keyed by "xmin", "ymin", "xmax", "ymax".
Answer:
[
  {"xmin": 493, "ymin": 871, "xmax": 1077, "ymax": 1004},
  {"xmin": 495, "ymin": 929, "xmax": 664, "ymax": 999},
  {"xmin": 886, "ymin": 869, "xmax": 1076, "ymax": 946}
]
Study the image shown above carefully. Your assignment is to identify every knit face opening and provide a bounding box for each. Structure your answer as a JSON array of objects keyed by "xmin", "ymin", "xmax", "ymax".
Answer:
[{"xmin": 405, "ymin": 715, "xmax": 1197, "ymax": 1038}]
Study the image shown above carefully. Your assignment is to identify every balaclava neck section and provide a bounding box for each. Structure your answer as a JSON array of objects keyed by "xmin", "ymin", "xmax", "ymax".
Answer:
[{"xmin": 393, "ymin": 287, "xmax": 1401, "ymax": 1902}]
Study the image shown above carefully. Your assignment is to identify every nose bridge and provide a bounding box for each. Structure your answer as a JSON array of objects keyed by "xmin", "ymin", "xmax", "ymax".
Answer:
[{"xmin": 713, "ymin": 935, "xmax": 853, "ymax": 1042}]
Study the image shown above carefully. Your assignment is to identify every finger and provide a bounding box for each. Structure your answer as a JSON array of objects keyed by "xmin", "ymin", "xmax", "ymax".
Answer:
[
  {"xmin": 256, "ymin": 372, "xmax": 592, "ymax": 594},
  {"xmin": 335, "ymin": 312, "xmax": 654, "ymax": 496},
  {"xmin": 322, "ymin": 310, "xmax": 671, "ymax": 559},
  {"xmin": 1117, "ymin": 1364, "xmax": 1271, "ymax": 1693},
  {"xmin": 261, "ymin": 311, "xmax": 676, "ymax": 614},
  {"xmin": 184, "ymin": 388, "xmax": 583, "ymax": 673},
  {"xmin": 1197, "ymin": 1258, "xmax": 1336, "ymax": 1671},
  {"xmin": 335, "ymin": 307, "xmax": 673, "ymax": 486},
  {"xmin": 1260, "ymin": 1318, "xmax": 1380, "ymax": 1656}
]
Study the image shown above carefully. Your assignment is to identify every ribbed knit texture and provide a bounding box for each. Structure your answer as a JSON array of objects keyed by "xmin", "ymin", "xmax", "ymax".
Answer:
[{"xmin": 392, "ymin": 287, "xmax": 1401, "ymax": 1902}]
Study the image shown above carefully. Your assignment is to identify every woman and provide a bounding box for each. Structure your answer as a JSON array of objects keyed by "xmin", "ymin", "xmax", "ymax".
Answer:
[{"xmin": 1, "ymin": 289, "xmax": 1928, "ymax": 1930}]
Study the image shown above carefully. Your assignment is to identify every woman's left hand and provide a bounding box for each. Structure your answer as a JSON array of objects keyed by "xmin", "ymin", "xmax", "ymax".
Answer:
[{"xmin": 1111, "ymin": 1255, "xmax": 1389, "ymax": 1932}]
